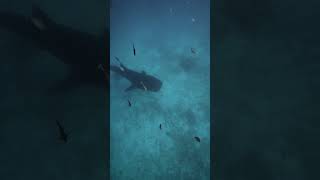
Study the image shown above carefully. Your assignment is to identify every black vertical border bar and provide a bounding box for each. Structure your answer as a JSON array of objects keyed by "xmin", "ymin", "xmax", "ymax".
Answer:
[
  {"xmin": 105, "ymin": 0, "xmax": 110, "ymax": 179},
  {"xmin": 211, "ymin": 0, "xmax": 222, "ymax": 179},
  {"xmin": 210, "ymin": 0, "xmax": 214, "ymax": 179}
]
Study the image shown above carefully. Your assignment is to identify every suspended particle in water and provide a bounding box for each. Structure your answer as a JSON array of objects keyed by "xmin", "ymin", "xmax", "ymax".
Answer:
[{"xmin": 169, "ymin": 8, "xmax": 173, "ymax": 14}]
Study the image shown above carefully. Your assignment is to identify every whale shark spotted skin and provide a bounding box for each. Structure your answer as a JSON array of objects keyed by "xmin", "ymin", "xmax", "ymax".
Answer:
[
  {"xmin": 0, "ymin": 5, "xmax": 109, "ymax": 92},
  {"xmin": 110, "ymin": 63, "xmax": 162, "ymax": 92}
]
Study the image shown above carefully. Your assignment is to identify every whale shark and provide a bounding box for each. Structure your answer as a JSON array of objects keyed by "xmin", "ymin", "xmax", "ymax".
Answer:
[
  {"xmin": 0, "ymin": 5, "xmax": 109, "ymax": 92},
  {"xmin": 110, "ymin": 62, "xmax": 162, "ymax": 92}
]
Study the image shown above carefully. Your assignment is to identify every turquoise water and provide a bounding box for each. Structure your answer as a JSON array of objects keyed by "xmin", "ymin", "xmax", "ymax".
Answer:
[{"xmin": 110, "ymin": 0, "xmax": 210, "ymax": 179}]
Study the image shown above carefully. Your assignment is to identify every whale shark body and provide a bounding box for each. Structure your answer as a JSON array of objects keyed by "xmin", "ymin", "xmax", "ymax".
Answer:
[
  {"xmin": 110, "ymin": 63, "xmax": 162, "ymax": 92},
  {"xmin": 0, "ymin": 6, "xmax": 109, "ymax": 92},
  {"xmin": 1, "ymin": 6, "xmax": 162, "ymax": 93}
]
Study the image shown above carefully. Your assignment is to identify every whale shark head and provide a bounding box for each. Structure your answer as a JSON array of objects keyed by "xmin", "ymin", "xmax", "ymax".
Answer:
[
  {"xmin": 137, "ymin": 70, "xmax": 162, "ymax": 92},
  {"xmin": 143, "ymin": 75, "xmax": 162, "ymax": 92}
]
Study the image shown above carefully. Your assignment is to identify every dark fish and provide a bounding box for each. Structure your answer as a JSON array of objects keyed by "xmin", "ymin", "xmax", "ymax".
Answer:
[
  {"xmin": 56, "ymin": 120, "xmax": 68, "ymax": 143},
  {"xmin": 128, "ymin": 100, "xmax": 131, "ymax": 107},
  {"xmin": 133, "ymin": 43, "xmax": 136, "ymax": 56},
  {"xmin": 159, "ymin": 124, "xmax": 162, "ymax": 130},
  {"xmin": 194, "ymin": 136, "xmax": 200, "ymax": 142},
  {"xmin": 191, "ymin": 48, "xmax": 196, "ymax": 54}
]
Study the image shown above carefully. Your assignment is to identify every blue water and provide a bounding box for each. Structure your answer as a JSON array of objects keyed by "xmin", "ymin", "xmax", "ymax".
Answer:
[{"xmin": 110, "ymin": 0, "xmax": 210, "ymax": 179}]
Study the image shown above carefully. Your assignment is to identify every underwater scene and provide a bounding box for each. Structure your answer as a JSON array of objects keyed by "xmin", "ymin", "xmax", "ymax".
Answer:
[{"xmin": 110, "ymin": 0, "xmax": 210, "ymax": 179}]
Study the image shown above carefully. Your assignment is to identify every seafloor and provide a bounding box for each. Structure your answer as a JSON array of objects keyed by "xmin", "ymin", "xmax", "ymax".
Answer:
[{"xmin": 110, "ymin": 0, "xmax": 210, "ymax": 179}]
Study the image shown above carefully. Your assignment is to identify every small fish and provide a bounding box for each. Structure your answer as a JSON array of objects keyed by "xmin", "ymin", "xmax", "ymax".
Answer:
[
  {"xmin": 194, "ymin": 136, "xmax": 200, "ymax": 142},
  {"xmin": 159, "ymin": 124, "xmax": 162, "ymax": 130},
  {"xmin": 191, "ymin": 48, "xmax": 196, "ymax": 54},
  {"xmin": 128, "ymin": 100, "xmax": 131, "ymax": 107},
  {"xmin": 133, "ymin": 43, "xmax": 136, "ymax": 56},
  {"xmin": 56, "ymin": 120, "xmax": 69, "ymax": 143}
]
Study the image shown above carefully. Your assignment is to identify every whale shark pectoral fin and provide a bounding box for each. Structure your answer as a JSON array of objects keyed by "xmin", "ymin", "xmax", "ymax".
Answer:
[
  {"xmin": 120, "ymin": 63, "xmax": 128, "ymax": 71},
  {"xmin": 125, "ymin": 84, "xmax": 137, "ymax": 92}
]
